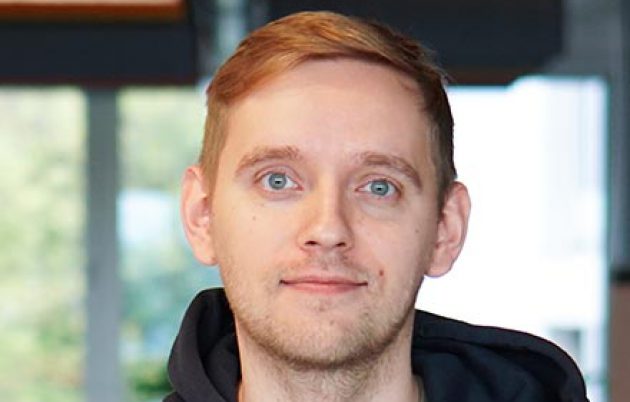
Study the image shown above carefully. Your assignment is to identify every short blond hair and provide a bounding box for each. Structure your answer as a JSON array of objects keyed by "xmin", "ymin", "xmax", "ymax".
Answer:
[{"xmin": 199, "ymin": 11, "xmax": 456, "ymax": 203}]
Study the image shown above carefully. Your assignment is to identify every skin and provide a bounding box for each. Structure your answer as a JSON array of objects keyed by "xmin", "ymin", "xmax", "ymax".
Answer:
[{"xmin": 181, "ymin": 59, "xmax": 471, "ymax": 402}]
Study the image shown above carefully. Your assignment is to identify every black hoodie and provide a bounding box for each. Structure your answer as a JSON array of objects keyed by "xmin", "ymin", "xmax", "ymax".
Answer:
[{"xmin": 164, "ymin": 288, "xmax": 589, "ymax": 402}]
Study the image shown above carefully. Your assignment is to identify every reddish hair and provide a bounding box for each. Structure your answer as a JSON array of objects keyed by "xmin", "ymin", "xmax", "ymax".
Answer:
[{"xmin": 199, "ymin": 11, "xmax": 456, "ymax": 204}]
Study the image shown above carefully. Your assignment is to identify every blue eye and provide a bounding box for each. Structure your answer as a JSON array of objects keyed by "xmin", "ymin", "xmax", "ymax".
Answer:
[
  {"xmin": 362, "ymin": 179, "xmax": 397, "ymax": 197},
  {"xmin": 261, "ymin": 172, "xmax": 298, "ymax": 191}
]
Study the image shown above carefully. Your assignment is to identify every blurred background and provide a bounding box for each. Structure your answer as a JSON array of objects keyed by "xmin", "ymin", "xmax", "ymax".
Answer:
[{"xmin": 0, "ymin": 0, "xmax": 628, "ymax": 401}]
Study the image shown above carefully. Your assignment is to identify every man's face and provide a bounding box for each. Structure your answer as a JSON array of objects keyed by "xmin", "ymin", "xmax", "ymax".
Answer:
[{"xmin": 204, "ymin": 59, "xmax": 442, "ymax": 368}]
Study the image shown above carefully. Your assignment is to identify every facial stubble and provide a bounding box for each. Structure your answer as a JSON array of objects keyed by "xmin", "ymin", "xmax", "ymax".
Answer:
[{"xmin": 220, "ymin": 254, "xmax": 425, "ymax": 373}]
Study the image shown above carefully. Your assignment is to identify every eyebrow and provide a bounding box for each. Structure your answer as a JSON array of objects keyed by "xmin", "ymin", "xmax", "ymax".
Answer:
[
  {"xmin": 353, "ymin": 151, "xmax": 423, "ymax": 190},
  {"xmin": 235, "ymin": 145, "xmax": 302, "ymax": 175},
  {"xmin": 234, "ymin": 145, "xmax": 422, "ymax": 189}
]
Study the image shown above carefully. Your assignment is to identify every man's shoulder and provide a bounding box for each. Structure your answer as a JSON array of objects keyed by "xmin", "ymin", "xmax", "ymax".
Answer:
[
  {"xmin": 411, "ymin": 310, "xmax": 589, "ymax": 402},
  {"xmin": 165, "ymin": 288, "xmax": 238, "ymax": 402},
  {"xmin": 163, "ymin": 392, "xmax": 184, "ymax": 402},
  {"xmin": 413, "ymin": 309, "xmax": 576, "ymax": 357}
]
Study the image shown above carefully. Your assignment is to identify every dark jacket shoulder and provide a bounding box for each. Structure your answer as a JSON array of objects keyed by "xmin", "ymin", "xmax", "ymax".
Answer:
[
  {"xmin": 165, "ymin": 288, "xmax": 588, "ymax": 402},
  {"xmin": 411, "ymin": 311, "xmax": 588, "ymax": 401}
]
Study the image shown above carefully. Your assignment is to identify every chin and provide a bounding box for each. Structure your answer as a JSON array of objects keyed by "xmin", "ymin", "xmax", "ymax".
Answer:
[{"xmin": 247, "ymin": 308, "xmax": 402, "ymax": 371}]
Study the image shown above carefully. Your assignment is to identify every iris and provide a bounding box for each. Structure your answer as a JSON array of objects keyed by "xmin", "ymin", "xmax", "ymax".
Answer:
[
  {"xmin": 370, "ymin": 180, "xmax": 392, "ymax": 196},
  {"xmin": 268, "ymin": 173, "xmax": 288, "ymax": 189}
]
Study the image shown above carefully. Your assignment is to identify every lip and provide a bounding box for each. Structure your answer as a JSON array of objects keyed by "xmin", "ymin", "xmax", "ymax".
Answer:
[{"xmin": 280, "ymin": 275, "xmax": 367, "ymax": 295}]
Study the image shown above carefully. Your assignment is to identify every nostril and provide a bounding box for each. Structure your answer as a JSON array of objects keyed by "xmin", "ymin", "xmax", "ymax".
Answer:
[{"xmin": 303, "ymin": 240, "xmax": 347, "ymax": 248}]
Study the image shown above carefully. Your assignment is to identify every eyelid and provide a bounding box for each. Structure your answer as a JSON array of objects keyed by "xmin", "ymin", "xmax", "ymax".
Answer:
[
  {"xmin": 357, "ymin": 177, "xmax": 401, "ymax": 198},
  {"xmin": 253, "ymin": 164, "xmax": 292, "ymax": 180},
  {"xmin": 256, "ymin": 169, "xmax": 301, "ymax": 191}
]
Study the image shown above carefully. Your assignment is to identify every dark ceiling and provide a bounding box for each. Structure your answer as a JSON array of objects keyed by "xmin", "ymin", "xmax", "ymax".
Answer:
[{"xmin": 0, "ymin": 0, "xmax": 562, "ymax": 86}]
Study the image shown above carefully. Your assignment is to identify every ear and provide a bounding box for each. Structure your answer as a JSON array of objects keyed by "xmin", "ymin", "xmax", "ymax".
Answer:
[
  {"xmin": 426, "ymin": 181, "xmax": 471, "ymax": 277},
  {"xmin": 181, "ymin": 165, "xmax": 217, "ymax": 266}
]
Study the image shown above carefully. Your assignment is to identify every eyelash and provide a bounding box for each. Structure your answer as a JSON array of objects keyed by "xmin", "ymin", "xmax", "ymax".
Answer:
[
  {"xmin": 258, "ymin": 171, "xmax": 299, "ymax": 192},
  {"xmin": 255, "ymin": 170, "xmax": 401, "ymax": 199},
  {"xmin": 357, "ymin": 178, "xmax": 401, "ymax": 199},
  {"xmin": 254, "ymin": 168, "xmax": 301, "ymax": 193}
]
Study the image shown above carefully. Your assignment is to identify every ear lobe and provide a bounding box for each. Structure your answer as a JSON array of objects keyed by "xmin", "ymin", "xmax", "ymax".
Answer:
[
  {"xmin": 180, "ymin": 165, "xmax": 217, "ymax": 266},
  {"xmin": 426, "ymin": 181, "xmax": 471, "ymax": 277}
]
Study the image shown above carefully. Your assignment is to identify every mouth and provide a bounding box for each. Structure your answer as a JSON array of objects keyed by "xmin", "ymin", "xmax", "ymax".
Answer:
[{"xmin": 280, "ymin": 275, "xmax": 368, "ymax": 295}]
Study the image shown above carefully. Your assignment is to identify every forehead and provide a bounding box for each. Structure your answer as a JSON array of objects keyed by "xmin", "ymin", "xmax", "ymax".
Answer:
[
  {"xmin": 221, "ymin": 58, "xmax": 434, "ymax": 172},
  {"xmin": 241, "ymin": 58, "xmax": 423, "ymax": 109}
]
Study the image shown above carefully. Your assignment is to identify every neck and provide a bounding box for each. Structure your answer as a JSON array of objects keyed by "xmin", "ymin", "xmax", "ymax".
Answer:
[{"xmin": 236, "ymin": 313, "xmax": 419, "ymax": 402}]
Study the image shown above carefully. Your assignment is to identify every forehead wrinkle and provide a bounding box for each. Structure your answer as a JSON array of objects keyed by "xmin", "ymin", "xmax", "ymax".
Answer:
[
  {"xmin": 353, "ymin": 151, "xmax": 423, "ymax": 190},
  {"xmin": 234, "ymin": 145, "xmax": 303, "ymax": 176}
]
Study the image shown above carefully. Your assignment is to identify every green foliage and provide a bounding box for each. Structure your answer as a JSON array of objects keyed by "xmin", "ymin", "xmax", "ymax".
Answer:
[
  {"xmin": 0, "ymin": 86, "xmax": 220, "ymax": 402},
  {"xmin": 0, "ymin": 88, "xmax": 84, "ymax": 402},
  {"xmin": 119, "ymin": 88, "xmax": 222, "ymax": 402},
  {"xmin": 119, "ymin": 88, "xmax": 206, "ymax": 192},
  {"xmin": 125, "ymin": 359, "xmax": 172, "ymax": 401}
]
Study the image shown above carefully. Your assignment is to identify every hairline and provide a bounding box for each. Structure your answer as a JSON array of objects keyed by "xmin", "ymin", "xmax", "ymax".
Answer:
[{"xmin": 203, "ymin": 55, "xmax": 445, "ymax": 197}]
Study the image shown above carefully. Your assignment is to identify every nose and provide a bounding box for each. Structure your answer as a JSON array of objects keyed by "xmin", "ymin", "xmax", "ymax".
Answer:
[{"xmin": 296, "ymin": 184, "xmax": 354, "ymax": 253}]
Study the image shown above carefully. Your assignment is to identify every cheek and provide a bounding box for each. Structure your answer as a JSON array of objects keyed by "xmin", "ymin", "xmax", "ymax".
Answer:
[
  {"xmin": 213, "ymin": 196, "xmax": 295, "ymax": 270},
  {"xmin": 361, "ymin": 218, "xmax": 436, "ymax": 280}
]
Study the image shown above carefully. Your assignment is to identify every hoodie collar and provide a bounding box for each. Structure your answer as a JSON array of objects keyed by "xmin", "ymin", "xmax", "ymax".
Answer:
[{"xmin": 166, "ymin": 288, "xmax": 588, "ymax": 402}]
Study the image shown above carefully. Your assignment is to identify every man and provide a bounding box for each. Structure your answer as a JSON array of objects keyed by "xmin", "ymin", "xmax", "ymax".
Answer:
[{"xmin": 166, "ymin": 11, "xmax": 588, "ymax": 402}]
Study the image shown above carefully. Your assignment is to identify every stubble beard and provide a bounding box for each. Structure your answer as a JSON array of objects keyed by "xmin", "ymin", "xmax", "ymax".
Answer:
[{"xmin": 221, "ymin": 256, "xmax": 423, "ymax": 373}]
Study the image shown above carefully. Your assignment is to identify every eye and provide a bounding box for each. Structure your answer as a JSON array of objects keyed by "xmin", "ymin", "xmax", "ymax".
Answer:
[
  {"xmin": 359, "ymin": 179, "xmax": 398, "ymax": 198},
  {"xmin": 260, "ymin": 172, "xmax": 298, "ymax": 191}
]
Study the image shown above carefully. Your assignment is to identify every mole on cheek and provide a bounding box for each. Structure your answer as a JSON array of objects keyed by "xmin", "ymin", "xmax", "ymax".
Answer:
[{"xmin": 379, "ymin": 269, "xmax": 384, "ymax": 277}]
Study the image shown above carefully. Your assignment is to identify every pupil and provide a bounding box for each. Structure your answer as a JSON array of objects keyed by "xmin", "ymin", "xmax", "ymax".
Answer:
[
  {"xmin": 371, "ymin": 180, "xmax": 389, "ymax": 195},
  {"xmin": 269, "ymin": 173, "xmax": 286, "ymax": 189}
]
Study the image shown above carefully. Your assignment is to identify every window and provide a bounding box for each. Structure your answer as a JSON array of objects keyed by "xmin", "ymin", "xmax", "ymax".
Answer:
[{"xmin": 419, "ymin": 77, "xmax": 607, "ymax": 402}]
